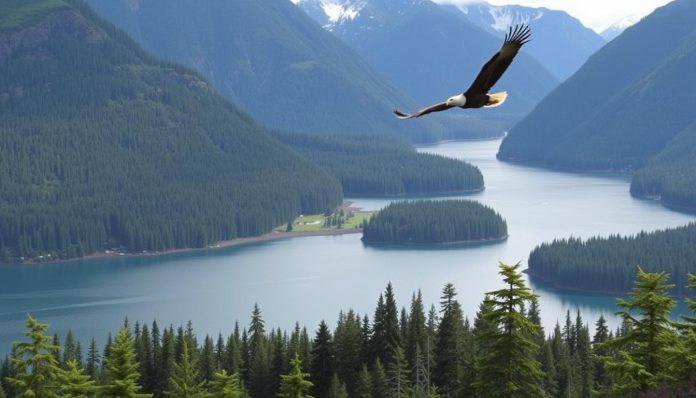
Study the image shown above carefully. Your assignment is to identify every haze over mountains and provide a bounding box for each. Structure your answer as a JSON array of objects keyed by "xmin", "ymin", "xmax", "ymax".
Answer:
[
  {"xmin": 498, "ymin": 0, "xmax": 696, "ymax": 210},
  {"xmin": 85, "ymin": 0, "xmax": 445, "ymax": 141},
  {"xmin": 295, "ymin": 0, "xmax": 559, "ymax": 127}
]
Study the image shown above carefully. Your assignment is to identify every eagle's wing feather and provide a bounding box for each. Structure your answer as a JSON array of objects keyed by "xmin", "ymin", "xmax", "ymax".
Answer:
[
  {"xmin": 393, "ymin": 102, "xmax": 453, "ymax": 119},
  {"xmin": 464, "ymin": 24, "xmax": 530, "ymax": 96}
]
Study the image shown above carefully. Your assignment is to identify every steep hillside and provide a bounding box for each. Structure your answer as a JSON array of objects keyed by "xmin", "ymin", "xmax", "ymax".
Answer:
[
  {"xmin": 296, "ymin": 0, "xmax": 558, "ymax": 126},
  {"xmin": 0, "ymin": 0, "xmax": 342, "ymax": 261},
  {"xmin": 498, "ymin": 0, "xmax": 696, "ymax": 173},
  {"xmin": 443, "ymin": 2, "xmax": 605, "ymax": 81},
  {"xmin": 85, "ymin": 0, "xmax": 442, "ymax": 141}
]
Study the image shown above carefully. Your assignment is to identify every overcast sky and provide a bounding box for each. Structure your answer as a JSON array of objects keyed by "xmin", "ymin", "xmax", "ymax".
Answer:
[{"xmin": 433, "ymin": 0, "xmax": 674, "ymax": 32}]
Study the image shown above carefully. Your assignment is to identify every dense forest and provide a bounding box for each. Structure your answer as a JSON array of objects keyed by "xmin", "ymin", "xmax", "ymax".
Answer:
[
  {"xmin": 497, "ymin": 0, "xmax": 696, "ymax": 210},
  {"xmin": 0, "ymin": 0, "xmax": 342, "ymax": 262},
  {"xmin": 277, "ymin": 134, "xmax": 484, "ymax": 196},
  {"xmin": 4, "ymin": 264, "xmax": 696, "ymax": 397},
  {"xmin": 362, "ymin": 200, "xmax": 507, "ymax": 245},
  {"xmin": 527, "ymin": 223, "xmax": 696, "ymax": 295}
]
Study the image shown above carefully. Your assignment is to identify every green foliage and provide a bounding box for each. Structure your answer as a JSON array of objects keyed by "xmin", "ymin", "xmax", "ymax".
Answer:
[
  {"xmin": 54, "ymin": 359, "xmax": 98, "ymax": 398},
  {"xmin": 278, "ymin": 133, "xmax": 483, "ymax": 196},
  {"xmin": 5, "ymin": 315, "xmax": 61, "ymax": 398},
  {"xmin": 102, "ymin": 327, "xmax": 150, "ymax": 398},
  {"xmin": 0, "ymin": 0, "xmax": 341, "ymax": 262},
  {"xmin": 166, "ymin": 340, "xmax": 206, "ymax": 398},
  {"xmin": 279, "ymin": 353, "xmax": 314, "ymax": 398},
  {"xmin": 475, "ymin": 262, "xmax": 544, "ymax": 397},
  {"xmin": 599, "ymin": 268, "xmax": 679, "ymax": 396},
  {"xmin": 208, "ymin": 371, "xmax": 243, "ymax": 398},
  {"xmin": 362, "ymin": 200, "xmax": 507, "ymax": 245},
  {"xmin": 527, "ymin": 223, "xmax": 696, "ymax": 295}
]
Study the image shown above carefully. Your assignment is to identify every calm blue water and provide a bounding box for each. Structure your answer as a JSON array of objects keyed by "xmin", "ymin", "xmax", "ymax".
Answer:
[{"xmin": 1, "ymin": 139, "xmax": 693, "ymax": 355}]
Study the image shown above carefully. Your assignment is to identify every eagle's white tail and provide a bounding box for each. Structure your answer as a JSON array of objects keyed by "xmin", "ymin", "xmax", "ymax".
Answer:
[{"xmin": 484, "ymin": 91, "xmax": 508, "ymax": 108}]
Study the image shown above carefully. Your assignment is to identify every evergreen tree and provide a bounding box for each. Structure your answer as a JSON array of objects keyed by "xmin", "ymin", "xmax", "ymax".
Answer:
[
  {"xmin": 310, "ymin": 321, "xmax": 333, "ymax": 398},
  {"xmin": 354, "ymin": 365, "xmax": 372, "ymax": 398},
  {"xmin": 137, "ymin": 324, "xmax": 154, "ymax": 393},
  {"xmin": 6, "ymin": 315, "xmax": 61, "ymax": 398},
  {"xmin": 475, "ymin": 262, "xmax": 544, "ymax": 397},
  {"xmin": 102, "ymin": 326, "xmax": 151, "ymax": 398},
  {"xmin": 54, "ymin": 359, "xmax": 97, "ymax": 398},
  {"xmin": 432, "ymin": 283, "xmax": 464, "ymax": 396},
  {"xmin": 386, "ymin": 347, "xmax": 411, "ymax": 398},
  {"xmin": 166, "ymin": 340, "xmax": 206, "ymax": 398},
  {"xmin": 278, "ymin": 353, "xmax": 314, "ymax": 398},
  {"xmin": 208, "ymin": 370, "xmax": 243, "ymax": 398},
  {"xmin": 63, "ymin": 330, "xmax": 79, "ymax": 369},
  {"xmin": 158, "ymin": 327, "xmax": 176, "ymax": 397},
  {"xmin": 406, "ymin": 291, "xmax": 427, "ymax": 383},
  {"xmin": 326, "ymin": 374, "xmax": 349, "ymax": 398},
  {"xmin": 599, "ymin": 268, "xmax": 678, "ymax": 396},
  {"xmin": 371, "ymin": 359, "xmax": 388, "ymax": 398},
  {"xmin": 332, "ymin": 310, "xmax": 363, "ymax": 393},
  {"xmin": 270, "ymin": 329, "xmax": 287, "ymax": 397},
  {"xmin": 199, "ymin": 335, "xmax": 216, "ymax": 383}
]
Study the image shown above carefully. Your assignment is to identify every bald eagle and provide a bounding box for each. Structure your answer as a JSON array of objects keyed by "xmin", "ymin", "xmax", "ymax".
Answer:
[{"xmin": 394, "ymin": 25, "xmax": 531, "ymax": 119}]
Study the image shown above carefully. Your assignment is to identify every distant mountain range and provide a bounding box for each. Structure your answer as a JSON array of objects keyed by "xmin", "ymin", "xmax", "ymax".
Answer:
[
  {"xmin": 498, "ymin": 0, "xmax": 696, "ymax": 210},
  {"xmin": 295, "ymin": 0, "xmax": 559, "ymax": 129},
  {"xmin": 600, "ymin": 17, "xmax": 638, "ymax": 42},
  {"xmin": 86, "ymin": 0, "xmax": 445, "ymax": 141},
  {"xmin": 440, "ymin": 2, "xmax": 605, "ymax": 81},
  {"xmin": 0, "ymin": 0, "xmax": 341, "ymax": 261}
]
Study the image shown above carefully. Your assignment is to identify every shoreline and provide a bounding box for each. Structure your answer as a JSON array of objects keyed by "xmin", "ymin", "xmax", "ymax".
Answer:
[
  {"xmin": 9, "ymin": 228, "xmax": 363, "ymax": 266},
  {"xmin": 361, "ymin": 234, "xmax": 508, "ymax": 247}
]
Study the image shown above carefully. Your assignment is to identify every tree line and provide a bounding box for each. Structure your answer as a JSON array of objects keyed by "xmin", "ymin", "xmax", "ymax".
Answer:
[
  {"xmin": 527, "ymin": 222, "xmax": 696, "ymax": 295},
  {"xmin": 8, "ymin": 263, "xmax": 696, "ymax": 397},
  {"xmin": 277, "ymin": 134, "xmax": 484, "ymax": 197},
  {"xmin": 362, "ymin": 200, "xmax": 507, "ymax": 245},
  {"xmin": 0, "ymin": 0, "xmax": 342, "ymax": 262}
]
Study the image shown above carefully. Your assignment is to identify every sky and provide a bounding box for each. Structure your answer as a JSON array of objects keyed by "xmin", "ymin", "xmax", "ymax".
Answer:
[{"xmin": 433, "ymin": 0, "xmax": 674, "ymax": 32}]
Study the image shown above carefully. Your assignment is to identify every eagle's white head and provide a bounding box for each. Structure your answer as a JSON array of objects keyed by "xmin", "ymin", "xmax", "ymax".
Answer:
[{"xmin": 446, "ymin": 94, "xmax": 466, "ymax": 107}]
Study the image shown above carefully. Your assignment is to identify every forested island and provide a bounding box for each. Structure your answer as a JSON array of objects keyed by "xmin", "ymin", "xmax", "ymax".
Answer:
[
  {"xmin": 362, "ymin": 200, "xmax": 507, "ymax": 245},
  {"xmin": 0, "ymin": 0, "xmax": 342, "ymax": 262},
  {"xmin": 527, "ymin": 222, "xmax": 696, "ymax": 295},
  {"xmin": 4, "ymin": 264, "xmax": 696, "ymax": 397},
  {"xmin": 277, "ymin": 134, "xmax": 484, "ymax": 196}
]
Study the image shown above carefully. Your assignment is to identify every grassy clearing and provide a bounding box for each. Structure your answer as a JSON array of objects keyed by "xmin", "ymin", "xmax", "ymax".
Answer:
[{"xmin": 278, "ymin": 211, "xmax": 373, "ymax": 233}]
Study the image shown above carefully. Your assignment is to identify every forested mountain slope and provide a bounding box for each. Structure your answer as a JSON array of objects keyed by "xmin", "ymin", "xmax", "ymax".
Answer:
[
  {"xmin": 0, "ymin": 0, "xmax": 342, "ymax": 262},
  {"xmin": 498, "ymin": 0, "xmax": 696, "ymax": 172},
  {"xmin": 85, "ymin": 0, "xmax": 442, "ymax": 141}
]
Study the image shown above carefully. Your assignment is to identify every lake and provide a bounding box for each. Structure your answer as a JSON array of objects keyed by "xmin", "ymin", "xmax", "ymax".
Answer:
[{"xmin": 1, "ymin": 139, "xmax": 693, "ymax": 354}]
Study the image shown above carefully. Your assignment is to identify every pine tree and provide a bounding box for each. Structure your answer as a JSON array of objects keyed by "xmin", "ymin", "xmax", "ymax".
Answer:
[
  {"xmin": 475, "ymin": 262, "xmax": 545, "ymax": 398},
  {"xmin": 327, "ymin": 374, "xmax": 349, "ymax": 398},
  {"xmin": 54, "ymin": 359, "xmax": 98, "ymax": 398},
  {"xmin": 158, "ymin": 327, "xmax": 177, "ymax": 397},
  {"xmin": 386, "ymin": 346, "xmax": 411, "ymax": 398},
  {"xmin": 432, "ymin": 283, "xmax": 464, "ymax": 396},
  {"xmin": 199, "ymin": 335, "xmax": 216, "ymax": 383},
  {"xmin": 310, "ymin": 321, "xmax": 333, "ymax": 398},
  {"xmin": 278, "ymin": 353, "xmax": 314, "ymax": 398},
  {"xmin": 354, "ymin": 365, "xmax": 372, "ymax": 398},
  {"xmin": 599, "ymin": 268, "xmax": 679, "ymax": 396},
  {"xmin": 333, "ymin": 310, "xmax": 362, "ymax": 393},
  {"xmin": 6, "ymin": 315, "xmax": 61, "ymax": 398},
  {"xmin": 63, "ymin": 330, "xmax": 78, "ymax": 369},
  {"xmin": 371, "ymin": 359, "xmax": 388, "ymax": 398},
  {"xmin": 166, "ymin": 340, "xmax": 206, "ymax": 398},
  {"xmin": 102, "ymin": 326, "xmax": 151, "ymax": 398},
  {"xmin": 208, "ymin": 370, "xmax": 244, "ymax": 398},
  {"xmin": 406, "ymin": 291, "xmax": 427, "ymax": 382}
]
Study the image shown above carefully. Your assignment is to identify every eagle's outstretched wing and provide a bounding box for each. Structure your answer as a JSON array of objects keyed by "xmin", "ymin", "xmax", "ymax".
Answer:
[
  {"xmin": 393, "ymin": 102, "xmax": 453, "ymax": 119},
  {"xmin": 464, "ymin": 24, "xmax": 531, "ymax": 97}
]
